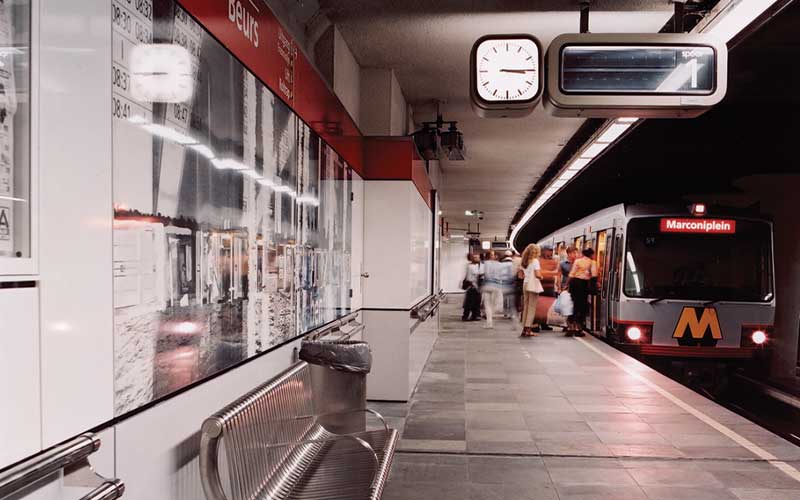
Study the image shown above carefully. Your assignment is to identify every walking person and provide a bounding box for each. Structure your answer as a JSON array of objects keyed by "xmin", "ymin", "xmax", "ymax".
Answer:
[
  {"xmin": 481, "ymin": 250, "xmax": 515, "ymax": 329},
  {"xmin": 500, "ymin": 250, "xmax": 518, "ymax": 321},
  {"xmin": 567, "ymin": 248, "xmax": 598, "ymax": 337},
  {"xmin": 462, "ymin": 253, "xmax": 482, "ymax": 321},
  {"xmin": 520, "ymin": 243, "xmax": 544, "ymax": 337}
]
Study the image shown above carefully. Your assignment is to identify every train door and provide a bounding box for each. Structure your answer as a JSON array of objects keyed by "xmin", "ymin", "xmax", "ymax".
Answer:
[
  {"xmin": 608, "ymin": 233, "xmax": 624, "ymax": 336},
  {"xmin": 597, "ymin": 230, "xmax": 614, "ymax": 334},
  {"xmin": 574, "ymin": 236, "xmax": 584, "ymax": 250},
  {"xmin": 591, "ymin": 231, "xmax": 606, "ymax": 331}
]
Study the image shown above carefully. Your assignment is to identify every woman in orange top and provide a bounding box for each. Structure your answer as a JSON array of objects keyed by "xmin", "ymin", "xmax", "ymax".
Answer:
[{"xmin": 567, "ymin": 248, "xmax": 598, "ymax": 337}]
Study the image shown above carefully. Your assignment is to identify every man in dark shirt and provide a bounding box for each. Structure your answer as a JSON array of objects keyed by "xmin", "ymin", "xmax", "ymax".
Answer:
[{"xmin": 560, "ymin": 246, "xmax": 579, "ymax": 334}]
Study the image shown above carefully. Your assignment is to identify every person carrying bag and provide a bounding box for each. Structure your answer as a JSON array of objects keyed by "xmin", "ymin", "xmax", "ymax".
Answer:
[{"xmin": 520, "ymin": 243, "xmax": 544, "ymax": 337}]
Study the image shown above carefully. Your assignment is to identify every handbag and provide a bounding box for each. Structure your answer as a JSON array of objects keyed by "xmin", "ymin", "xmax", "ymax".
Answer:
[
  {"xmin": 461, "ymin": 279, "xmax": 471, "ymax": 290},
  {"xmin": 525, "ymin": 276, "xmax": 544, "ymax": 294}
]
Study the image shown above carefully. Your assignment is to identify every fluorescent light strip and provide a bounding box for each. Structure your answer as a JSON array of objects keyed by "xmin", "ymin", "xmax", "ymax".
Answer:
[
  {"xmin": 212, "ymin": 158, "xmax": 249, "ymax": 171},
  {"xmin": 569, "ymin": 158, "xmax": 591, "ymax": 170},
  {"xmin": 189, "ymin": 144, "xmax": 215, "ymax": 159},
  {"xmin": 142, "ymin": 123, "xmax": 197, "ymax": 145},
  {"xmin": 581, "ymin": 141, "xmax": 609, "ymax": 159},
  {"xmin": 704, "ymin": 0, "xmax": 781, "ymax": 43},
  {"xmin": 0, "ymin": 195, "xmax": 26, "ymax": 203},
  {"xmin": 559, "ymin": 170, "xmax": 578, "ymax": 181},
  {"xmin": 596, "ymin": 123, "xmax": 631, "ymax": 144}
]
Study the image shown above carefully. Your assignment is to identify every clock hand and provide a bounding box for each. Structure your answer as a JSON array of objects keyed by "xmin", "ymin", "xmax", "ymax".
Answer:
[{"xmin": 498, "ymin": 69, "xmax": 537, "ymax": 74}]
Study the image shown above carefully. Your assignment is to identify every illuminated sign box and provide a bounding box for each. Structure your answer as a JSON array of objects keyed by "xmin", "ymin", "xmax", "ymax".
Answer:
[
  {"xmin": 545, "ymin": 33, "xmax": 728, "ymax": 118},
  {"xmin": 660, "ymin": 218, "xmax": 736, "ymax": 234}
]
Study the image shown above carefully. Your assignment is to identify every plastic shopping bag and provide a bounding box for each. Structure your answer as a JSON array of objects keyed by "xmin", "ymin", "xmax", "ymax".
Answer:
[{"xmin": 557, "ymin": 290, "xmax": 574, "ymax": 317}]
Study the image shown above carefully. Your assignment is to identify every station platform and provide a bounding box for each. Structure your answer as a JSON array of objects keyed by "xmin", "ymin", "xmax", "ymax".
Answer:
[{"xmin": 372, "ymin": 300, "xmax": 800, "ymax": 500}]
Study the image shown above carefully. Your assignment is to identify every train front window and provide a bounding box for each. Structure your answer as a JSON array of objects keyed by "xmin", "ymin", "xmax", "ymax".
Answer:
[{"xmin": 623, "ymin": 218, "xmax": 773, "ymax": 302}]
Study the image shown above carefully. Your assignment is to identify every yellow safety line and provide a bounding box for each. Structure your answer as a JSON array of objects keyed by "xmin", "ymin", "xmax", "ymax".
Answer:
[{"xmin": 576, "ymin": 336, "xmax": 800, "ymax": 484}]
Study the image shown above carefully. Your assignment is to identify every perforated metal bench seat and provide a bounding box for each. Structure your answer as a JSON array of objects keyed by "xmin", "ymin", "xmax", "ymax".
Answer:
[{"xmin": 199, "ymin": 362, "xmax": 399, "ymax": 500}]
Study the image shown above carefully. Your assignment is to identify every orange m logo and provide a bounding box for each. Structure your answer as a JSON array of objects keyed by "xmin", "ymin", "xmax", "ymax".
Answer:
[{"xmin": 673, "ymin": 307, "xmax": 722, "ymax": 340}]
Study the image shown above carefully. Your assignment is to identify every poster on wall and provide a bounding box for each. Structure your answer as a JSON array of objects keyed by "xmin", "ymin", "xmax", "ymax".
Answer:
[{"xmin": 111, "ymin": 0, "xmax": 352, "ymax": 415}]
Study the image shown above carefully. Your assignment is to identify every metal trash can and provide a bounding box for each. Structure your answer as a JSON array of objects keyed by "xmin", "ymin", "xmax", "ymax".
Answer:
[{"xmin": 299, "ymin": 339, "xmax": 372, "ymax": 434}]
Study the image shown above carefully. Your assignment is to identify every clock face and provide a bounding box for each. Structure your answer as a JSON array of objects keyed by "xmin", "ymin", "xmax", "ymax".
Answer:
[{"xmin": 475, "ymin": 37, "xmax": 541, "ymax": 103}]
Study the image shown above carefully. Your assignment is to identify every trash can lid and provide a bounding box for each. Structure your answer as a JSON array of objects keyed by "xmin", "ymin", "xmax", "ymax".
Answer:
[{"xmin": 299, "ymin": 339, "xmax": 372, "ymax": 373}]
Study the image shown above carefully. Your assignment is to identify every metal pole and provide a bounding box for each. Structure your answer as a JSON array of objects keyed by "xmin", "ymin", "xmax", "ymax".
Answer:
[
  {"xmin": 673, "ymin": 0, "xmax": 686, "ymax": 33},
  {"xmin": 579, "ymin": 1, "xmax": 590, "ymax": 33}
]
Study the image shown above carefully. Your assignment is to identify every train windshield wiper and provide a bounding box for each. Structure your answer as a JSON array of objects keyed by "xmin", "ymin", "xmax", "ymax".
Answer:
[
  {"xmin": 649, "ymin": 297, "xmax": 668, "ymax": 304},
  {"xmin": 704, "ymin": 299, "xmax": 719, "ymax": 306}
]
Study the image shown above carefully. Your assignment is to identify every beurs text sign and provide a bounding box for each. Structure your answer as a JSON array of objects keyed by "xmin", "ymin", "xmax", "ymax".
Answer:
[
  {"xmin": 178, "ymin": 0, "xmax": 364, "ymax": 172},
  {"xmin": 228, "ymin": 0, "xmax": 260, "ymax": 48}
]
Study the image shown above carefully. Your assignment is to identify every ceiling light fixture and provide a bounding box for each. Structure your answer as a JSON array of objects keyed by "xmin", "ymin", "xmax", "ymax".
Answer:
[{"xmin": 701, "ymin": 0, "xmax": 783, "ymax": 43}]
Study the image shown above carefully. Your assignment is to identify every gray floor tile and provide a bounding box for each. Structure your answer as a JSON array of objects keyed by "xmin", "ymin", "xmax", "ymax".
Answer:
[
  {"xmin": 642, "ymin": 486, "xmax": 739, "ymax": 500},
  {"xmin": 467, "ymin": 456, "xmax": 550, "ymax": 485},
  {"xmin": 469, "ymin": 482, "xmax": 559, "ymax": 500},
  {"xmin": 554, "ymin": 485, "xmax": 649, "ymax": 499},
  {"xmin": 730, "ymin": 488, "xmax": 800, "ymax": 500}
]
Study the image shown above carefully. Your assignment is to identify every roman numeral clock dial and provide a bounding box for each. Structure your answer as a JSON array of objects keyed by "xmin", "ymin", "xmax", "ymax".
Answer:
[{"xmin": 470, "ymin": 35, "xmax": 543, "ymax": 118}]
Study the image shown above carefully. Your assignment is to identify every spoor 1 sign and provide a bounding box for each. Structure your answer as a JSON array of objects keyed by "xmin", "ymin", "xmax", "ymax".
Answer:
[{"xmin": 660, "ymin": 218, "xmax": 736, "ymax": 234}]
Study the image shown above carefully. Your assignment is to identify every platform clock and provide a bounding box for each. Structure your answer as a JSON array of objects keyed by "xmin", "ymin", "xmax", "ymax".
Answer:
[{"xmin": 470, "ymin": 34, "xmax": 543, "ymax": 118}]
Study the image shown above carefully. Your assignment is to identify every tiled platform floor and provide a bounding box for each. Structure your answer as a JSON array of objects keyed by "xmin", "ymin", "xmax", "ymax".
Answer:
[{"xmin": 372, "ymin": 299, "xmax": 800, "ymax": 500}]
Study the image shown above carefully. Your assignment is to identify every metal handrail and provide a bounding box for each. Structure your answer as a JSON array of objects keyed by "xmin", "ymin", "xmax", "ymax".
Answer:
[
  {"xmin": 0, "ymin": 433, "xmax": 124, "ymax": 500},
  {"xmin": 307, "ymin": 311, "xmax": 362, "ymax": 341}
]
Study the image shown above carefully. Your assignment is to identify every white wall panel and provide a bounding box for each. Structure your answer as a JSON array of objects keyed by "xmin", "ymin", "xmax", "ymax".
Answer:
[
  {"xmin": 39, "ymin": 0, "xmax": 114, "ymax": 446},
  {"xmin": 364, "ymin": 310, "xmax": 410, "ymax": 400},
  {"xmin": 362, "ymin": 181, "xmax": 412, "ymax": 309},
  {"xmin": 409, "ymin": 187, "xmax": 432, "ymax": 305},
  {"xmin": 0, "ymin": 287, "xmax": 40, "ymax": 467},
  {"xmin": 115, "ymin": 343, "xmax": 299, "ymax": 500}
]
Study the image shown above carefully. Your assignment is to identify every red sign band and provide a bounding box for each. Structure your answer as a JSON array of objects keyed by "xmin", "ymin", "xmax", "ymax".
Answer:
[{"xmin": 660, "ymin": 218, "xmax": 736, "ymax": 234}]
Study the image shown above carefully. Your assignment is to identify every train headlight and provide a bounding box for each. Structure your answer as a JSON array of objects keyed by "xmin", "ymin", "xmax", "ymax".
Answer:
[
  {"xmin": 626, "ymin": 326, "xmax": 643, "ymax": 341},
  {"xmin": 751, "ymin": 330, "xmax": 767, "ymax": 345}
]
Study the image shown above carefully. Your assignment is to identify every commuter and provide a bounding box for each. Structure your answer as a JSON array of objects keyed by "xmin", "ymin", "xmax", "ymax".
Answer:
[
  {"xmin": 520, "ymin": 243, "xmax": 544, "ymax": 337},
  {"xmin": 567, "ymin": 248, "xmax": 598, "ymax": 337},
  {"xmin": 560, "ymin": 246, "xmax": 580, "ymax": 335},
  {"xmin": 512, "ymin": 250, "xmax": 523, "ymax": 314},
  {"xmin": 500, "ymin": 250, "xmax": 518, "ymax": 320},
  {"xmin": 481, "ymin": 250, "xmax": 513, "ymax": 329},
  {"xmin": 462, "ymin": 253, "xmax": 482, "ymax": 321},
  {"xmin": 538, "ymin": 245, "xmax": 560, "ymax": 331}
]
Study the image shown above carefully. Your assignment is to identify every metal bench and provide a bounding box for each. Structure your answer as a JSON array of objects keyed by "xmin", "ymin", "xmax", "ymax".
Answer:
[{"xmin": 199, "ymin": 361, "xmax": 398, "ymax": 500}]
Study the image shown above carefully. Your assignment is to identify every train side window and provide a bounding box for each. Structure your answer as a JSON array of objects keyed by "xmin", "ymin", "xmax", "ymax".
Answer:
[{"xmin": 612, "ymin": 234, "xmax": 623, "ymax": 301}]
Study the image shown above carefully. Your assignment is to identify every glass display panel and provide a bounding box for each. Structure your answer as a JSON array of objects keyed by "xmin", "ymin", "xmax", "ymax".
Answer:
[
  {"xmin": 111, "ymin": 0, "xmax": 352, "ymax": 415},
  {"xmin": 561, "ymin": 45, "xmax": 715, "ymax": 95},
  {"xmin": 623, "ymin": 218, "xmax": 773, "ymax": 302},
  {"xmin": 0, "ymin": 1, "xmax": 30, "ymax": 262}
]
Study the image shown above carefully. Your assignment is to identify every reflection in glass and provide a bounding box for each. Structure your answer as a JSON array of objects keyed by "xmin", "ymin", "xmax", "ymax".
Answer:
[
  {"xmin": 112, "ymin": 0, "xmax": 352, "ymax": 415},
  {"xmin": 0, "ymin": 1, "xmax": 30, "ymax": 260}
]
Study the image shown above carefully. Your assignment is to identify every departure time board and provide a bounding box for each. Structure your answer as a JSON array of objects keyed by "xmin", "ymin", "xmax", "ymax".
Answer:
[
  {"xmin": 561, "ymin": 45, "xmax": 716, "ymax": 95},
  {"xmin": 544, "ymin": 34, "xmax": 727, "ymax": 118}
]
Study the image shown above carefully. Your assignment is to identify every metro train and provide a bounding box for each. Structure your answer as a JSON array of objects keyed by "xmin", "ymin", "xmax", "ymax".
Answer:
[{"xmin": 538, "ymin": 204, "xmax": 775, "ymax": 363}]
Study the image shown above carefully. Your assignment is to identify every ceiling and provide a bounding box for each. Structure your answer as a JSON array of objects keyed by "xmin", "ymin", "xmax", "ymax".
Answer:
[
  {"xmin": 512, "ymin": 0, "xmax": 800, "ymax": 245},
  {"xmin": 320, "ymin": 0, "xmax": 675, "ymax": 240}
]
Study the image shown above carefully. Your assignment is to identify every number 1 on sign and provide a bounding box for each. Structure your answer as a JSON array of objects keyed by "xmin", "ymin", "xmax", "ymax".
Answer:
[{"xmin": 687, "ymin": 58, "xmax": 698, "ymax": 89}]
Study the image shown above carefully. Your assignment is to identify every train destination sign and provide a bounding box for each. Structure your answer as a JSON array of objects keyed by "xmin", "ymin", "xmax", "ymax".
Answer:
[
  {"xmin": 545, "ymin": 33, "xmax": 728, "ymax": 118},
  {"xmin": 660, "ymin": 218, "xmax": 736, "ymax": 234}
]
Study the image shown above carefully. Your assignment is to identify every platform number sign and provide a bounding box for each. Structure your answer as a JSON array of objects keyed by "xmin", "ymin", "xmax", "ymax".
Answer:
[{"xmin": 470, "ymin": 34, "xmax": 543, "ymax": 118}]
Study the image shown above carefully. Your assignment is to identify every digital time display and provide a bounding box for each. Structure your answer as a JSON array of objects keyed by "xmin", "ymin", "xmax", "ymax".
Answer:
[{"xmin": 560, "ymin": 45, "xmax": 716, "ymax": 95}]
